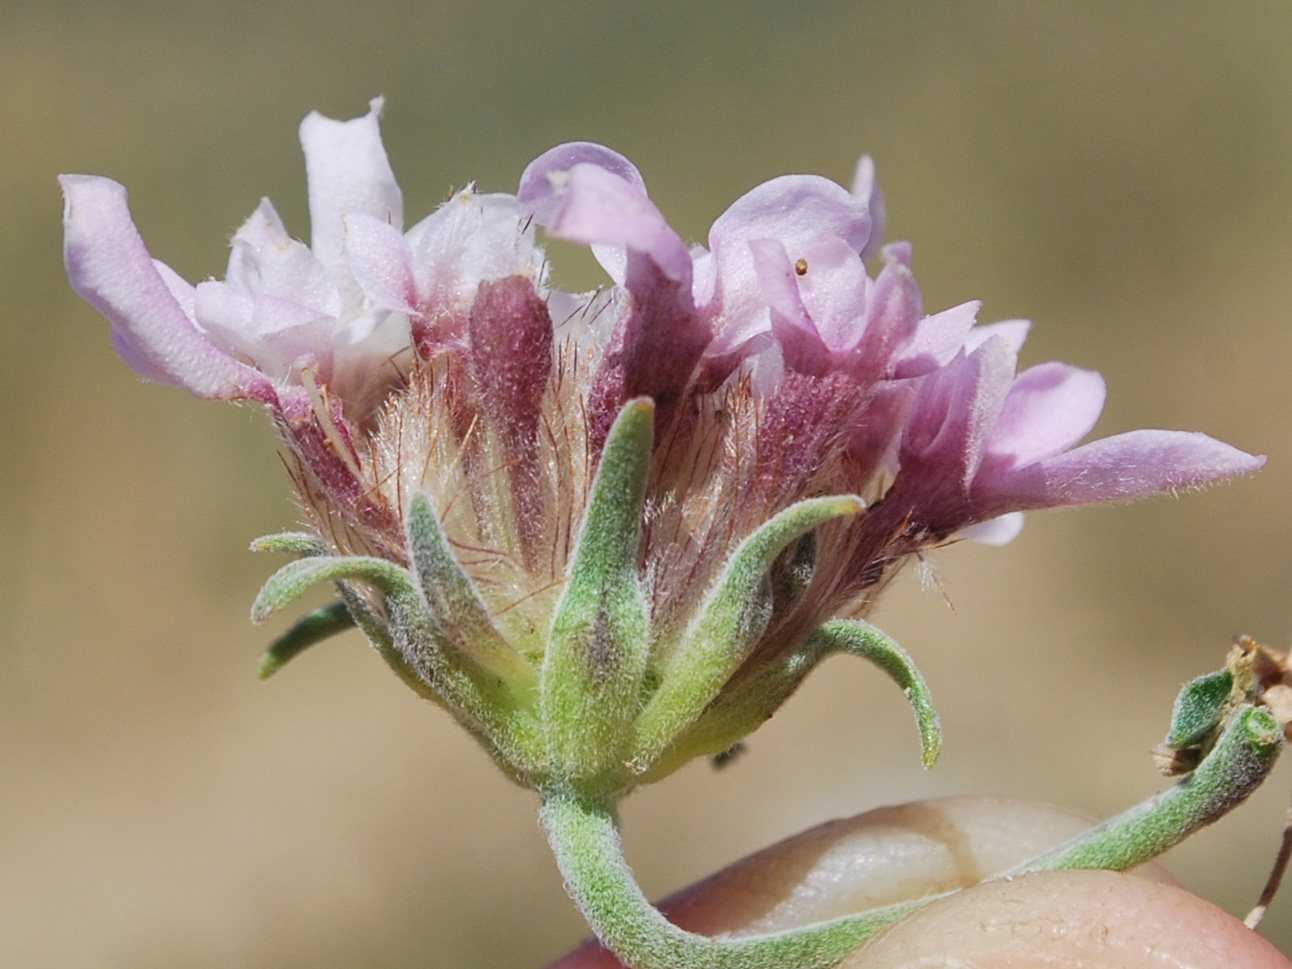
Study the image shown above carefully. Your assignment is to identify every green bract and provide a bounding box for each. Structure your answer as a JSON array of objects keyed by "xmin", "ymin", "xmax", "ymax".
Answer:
[{"xmin": 252, "ymin": 399, "xmax": 931, "ymax": 799}]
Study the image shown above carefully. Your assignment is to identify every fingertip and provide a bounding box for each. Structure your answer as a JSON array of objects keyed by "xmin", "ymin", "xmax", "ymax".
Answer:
[{"xmin": 846, "ymin": 869, "xmax": 1291, "ymax": 969}]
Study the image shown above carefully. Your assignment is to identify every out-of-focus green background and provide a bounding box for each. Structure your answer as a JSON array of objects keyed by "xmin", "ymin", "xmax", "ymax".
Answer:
[{"xmin": 5, "ymin": 2, "xmax": 1291, "ymax": 965}]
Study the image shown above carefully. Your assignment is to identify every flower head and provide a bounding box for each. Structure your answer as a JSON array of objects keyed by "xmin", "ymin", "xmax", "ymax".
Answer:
[{"xmin": 62, "ymin": 100, "xmax": 1263, "ymax": 798}]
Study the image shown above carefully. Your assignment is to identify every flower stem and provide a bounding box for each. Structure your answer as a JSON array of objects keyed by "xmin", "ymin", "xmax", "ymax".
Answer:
[
  {"xmin": 539, "ymin": 704, "xmax": 1283, "ymax": 969},
  {"xmin": 539, "ymin": 792, "xmax": 918, "ymax": 969},
  {"xmin": 1001, "ymin": 703, "xmax": 1283, "ymax": 877}
]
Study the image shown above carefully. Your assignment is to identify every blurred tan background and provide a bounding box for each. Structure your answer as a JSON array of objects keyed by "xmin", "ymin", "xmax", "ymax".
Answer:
[{"xmin": 4, "ymin": 1, "xmax": 1292, "ymax": 965}]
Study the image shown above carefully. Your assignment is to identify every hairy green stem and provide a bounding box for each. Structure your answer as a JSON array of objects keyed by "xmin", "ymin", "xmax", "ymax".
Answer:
[
  {"xmin": 540, "ymin": 704, "xmax": 1283, "ymax": 969},
  {"xmin": 1002, "ymin": 704, "xmax": 1283, "ymax": 876},
  {"xmin": 540, "ymin": 792, "xmax": 916, "ymax": 969}
]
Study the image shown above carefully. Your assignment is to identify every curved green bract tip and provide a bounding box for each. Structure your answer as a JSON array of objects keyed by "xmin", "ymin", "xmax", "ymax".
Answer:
[
  {"xmin": 249, "ymin": 531, "xmax": 327, "ymax": 556},
  {"xmin": 807, "ymin": 619, "xmax": 942, "ymax": 768},
  {"xmin": 258, "ymin": 600, "xmax": 356, "ymax": 679},
  {"xmin": 406, "ymin": 491, "xmax": 532, "ymax": 683},
  {"xmin": 251, "ymin": 555, "xmax": 417, "ymax": 624},
  {"xmin": 630, "ymin": 494, "xmax": 865, "ymax": 773}
]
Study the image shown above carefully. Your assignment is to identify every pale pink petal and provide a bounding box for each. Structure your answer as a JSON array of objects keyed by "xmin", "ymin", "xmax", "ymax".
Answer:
[
  {"xmin": 959, "ymin": 511, "xmax": 1025, "ymax": 545},
  {"xmin": 522, "ymin": 161, "xmax": 691, "ymax": 287},
  {"xmin": 231, "ymin": 232, "xmax": 341, "ymax": 317},
  {"xmin": 193, "ymin": 280, "xmax": 255, "ymax": 352},
  {"xmin": 749, "ymin": 239, "xmax": 829, "ymax": 376},
  {"xmin": 986, "ymin": 363, "xmax": 1106, "ymax": 466},
  {"xmin": 690, "ymin": 246, "xmax": 717, "ymax": 308},
  {"xmin": 194, "ymin": 282, "xmax": 329, "ymax": 382},
  {"xmin": 852, "ymin": 250, "xmax": 920, "ymax": 372},
  {"xmin": 251, "ymin": 292, "xmax": 333, "ymax": 337},
  {"xmin": 710, "ymin": 175, "xmax": 871, "ymax": 257},
  {"xmin": 705, "ymin": 176, "xmax": 871, "ymax": 363},
  {"xmin": 152, "ymin": 259, "xmax": 196, "ymax": 321},
  {"xmin": 892, "ymin": 300, "xmax": 981, "ymax": 379},
  {"xmin": 966, "ymin": 318, "xmax": 1031, "ymax": 353},
  {"xmin": 299, "ymin": 97, "xmax": 402, "ymax": 272},
  {"xmin": 519, "ymin": 144, "xmax": 650, "ymax": 284},
  {"xmin": 851, "ymin": 154, "xmax": 886, "ymax": 263},
  {"xmin": 518, "ymin": 142, "xmax": 646, "ymax": 223},
  {"xmin": 60, "ymin": 174, "xmax": 273, "ymax": 401},
  {"xmin": 902, "ymin": 337, "xmax": 1017, "ymax": 487},
  {"xmin": 232, "ymin": 197, "xmax": 289, "ymax": 250},
  {"xmin": 980, "ymin": 430, "xmax": 1266, "ymax": 510},
  {"xmin": 343, "ymin": 212, "xmax": 416, "ymax": 313},
  {"xmin": 225, "ymin": 199, "xmax": 291, "ymax": 295},
  {"xmin": 747, "ymin": 239, "xmax": 814, "ymax": 334},
  {"xmin": 251, "ymin": 295, "xmax": 334, "ymax": 376},
  {"xmin": 796, "ymin": 236, "xmax": 871, "ymax": 354},
  {"xmin": 404, "ymin": 188, "xmax": 537, "ymax": 315}
]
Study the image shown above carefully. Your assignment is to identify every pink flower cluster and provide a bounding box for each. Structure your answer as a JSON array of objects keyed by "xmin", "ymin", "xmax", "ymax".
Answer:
[{"xmin": 62, "ymin": 99, "xmax": 1262, "ymax": 657}]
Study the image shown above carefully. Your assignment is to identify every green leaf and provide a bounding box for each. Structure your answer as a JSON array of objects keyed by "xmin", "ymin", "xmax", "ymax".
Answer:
[
  {"xmin": 1164, "ymin": 668, "xmax": 1233, "ymax": 749},
  {"xmin": 629, "ymin": 494, "xmax": 863, "ymax": 772},
  {"xmin": 249, "ymin": 532, "xmax": 327, "ymax": 556},
  {"xmin": 251, "ymin": 556, "xmax": 417, "ymax": 624},
  {"xmin": 258, "ymin": 601, "xmax": 356, "ymax": 679},
  {"xmin": 406, "ymin": 492, "xmax": 534, "ymax": 685},
  {"xmin": 542, "ymin": 398, "xmax": 653, "ymax": 782}
]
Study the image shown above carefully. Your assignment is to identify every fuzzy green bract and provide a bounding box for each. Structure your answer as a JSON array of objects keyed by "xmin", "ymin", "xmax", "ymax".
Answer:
[{"xmin": 248, "ymin": 398, "xmax": 923, "ymax": 800}]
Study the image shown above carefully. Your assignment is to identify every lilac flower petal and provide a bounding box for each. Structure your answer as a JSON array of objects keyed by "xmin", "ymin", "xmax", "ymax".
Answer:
[
  {"xmin": 300, "ymin": 98, "xmax": 402, "ymax": 273},
  {"xmin": 852, "ymin": 249, "xmax": 920, "ymax": 373},
  {"xmin": 852, "ymin": 155, "xmax": 886, "ymax": 263},
  {"xmin": 225, "ymin": 199, "xmax": 292, "ymax": 295},
  {"xmin": 901, "ymin": 336, "xmax": 1017, "ymax": 487},
  {"xmin": 795, "ymin": 236, "xmax": 871, "ymax": 355},
  {"xmin": 966, "ymin": 318, "xmax": 1031, "ymax": 353},
  {"xmin": 193, "ymin": 280, "xmax": 255, "ymax": 351},
  {"xmin": 892, "ymin": 300, "xmax": 980, "ymax": 379},
  {"xmin": 153, "ymin": 259, "xmax": 197, "ymax": 320},
  {"xmin": 527, "ymin": 162, "xmax": 692, "ymax": 287},
  {"xmin": 705, "ymin": 176, "xmax": 870, "ymax": 362},
  {"xmin": 519, "ymin": 144, "xmax": 652, "ymax": 285},
  {"xmin": 981, "ymin": 430, "xmax": 1265, "ymax": 511},
  {"xmin": 986, "ymin": 362, "xmax": 1106, "ymax": 466},
  {"xmin": 233, "ymin": 198, "xmax": 289, "ymax": 251},
  {"xmin": 60, "ymin": 174, "xmax": 273, "ymax": 401},
  {"xmin": 959, "ymin": 511, "xmax": 1025, "ymax": 546},
  {"xmin": 230, "ymin": 230, "xmax": 342, "ymax": 318},
  {"xmin": 344, "ymin": 212, "xmax": 417, "ymax": 313},
  {"xmin": 518, "ymin": 142, "xmax": 646, "ymax": 225},
  {"xmin": 880, "ymin": 240, "xmax": 911, "ymax": 268},
  {"xmin": 252, "ymin": 292, "xmax": 334, "ymax": 338},
  {"xmin": 404, "ymin": 189, "xmax": 539, "ymax": 330},
  {"xmin": 711, "ymin": 175, "xmax": 871, "ymax": 256},
  {"xmin": 747, "ymin": 238, "xmax": 815, "ymax": 337},
  {"xmin": 690, "ymin": 246, "xmax": 717, "ymax": 308}
]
